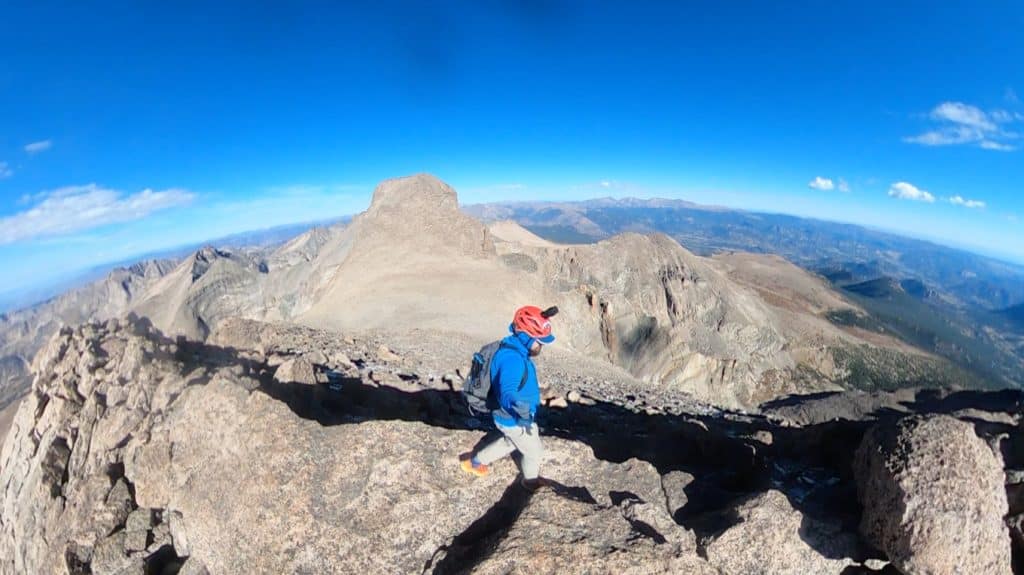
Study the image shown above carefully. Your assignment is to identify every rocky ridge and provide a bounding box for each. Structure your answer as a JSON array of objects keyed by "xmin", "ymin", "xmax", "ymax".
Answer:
[
  {"xmin": 0, "ymin": 174, "xmax": 970, "ymax": 432},
  {"xmin": 2, "ymin": 316, "xmax": 1022, "ymax": 574}
]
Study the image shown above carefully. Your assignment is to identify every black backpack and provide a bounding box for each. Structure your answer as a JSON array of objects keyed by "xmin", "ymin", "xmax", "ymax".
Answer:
[{"xmin": 462, "ymin": 341, "xmax": 528, "ymax": 417}]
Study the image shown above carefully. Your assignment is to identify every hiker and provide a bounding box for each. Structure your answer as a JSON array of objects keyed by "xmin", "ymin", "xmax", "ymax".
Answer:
[{"xmin": 460, "ymin": 305, "xmax": 556, "ymax": 489}]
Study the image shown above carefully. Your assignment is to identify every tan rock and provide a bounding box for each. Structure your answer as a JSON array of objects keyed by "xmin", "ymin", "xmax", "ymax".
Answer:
[
  {"xmin": 304, "ymin": 349, "xmax": 329, "ymax": 366},
  {"xmin": 376, "ymin": 344, "xmax": 401, "ymax": 363},
  {"xmin": 273, "ymin": 357, "xmax": 317, "ymax": 385},
  {"xmin": 854, "ymin": 415, "xmax": 1012, "ymax": 575},
  {"xmin": 178, "ymin": 557, "xmax": 211, "ymax": 575},
  {"xmin": 331, "ymin": 351, "xmax": 355, "ymax": 370},
  {"xmin": 547, "ymin": 396, "xmax": 569, "ymax": 409},
  {"xmin": 660, "ymin": 470, "xmax": 695, "ymax": 518},
  {"xmin": 704, "ymin": 490, "xmax": 858, "ymax": 574}
]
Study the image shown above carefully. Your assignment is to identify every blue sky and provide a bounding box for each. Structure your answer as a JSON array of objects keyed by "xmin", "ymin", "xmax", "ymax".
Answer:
[{"xmin": 1, "ymin": 1, "xmax": 1023, "ymax": 303}]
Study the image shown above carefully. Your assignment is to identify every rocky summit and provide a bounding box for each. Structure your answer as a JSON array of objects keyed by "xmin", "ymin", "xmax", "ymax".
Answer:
[
  {"xmin": 1, "ymin": 315, "xmax": 1022, "ymax": 574},
  {"xmin": 1, "ymin": 174, "xmax": 1023, "ymax": 575}
]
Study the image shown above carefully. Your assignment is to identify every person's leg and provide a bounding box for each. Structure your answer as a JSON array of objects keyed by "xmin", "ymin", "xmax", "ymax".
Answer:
[
  {"xmin": 503, "ymin": 423, "xmax": 544, "ymax": 480},
  {"xmin": 474, "ymin": 429, "xmax": 516, "ymax": 466}
]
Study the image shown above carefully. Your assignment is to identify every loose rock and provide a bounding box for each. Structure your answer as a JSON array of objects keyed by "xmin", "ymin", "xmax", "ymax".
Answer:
[{"xmin": 273, "ymin": 357, "xmax": 317, "ymax": 385}]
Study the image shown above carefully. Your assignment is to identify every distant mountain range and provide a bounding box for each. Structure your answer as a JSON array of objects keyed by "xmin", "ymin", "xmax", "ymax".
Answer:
[
  {"xmin": 465, "ymin": 198, "xmax": 1024, "ymax": 311},
  {"xmin": 467, "ymin": 197, "xmax": 1024, "ymax": 390},
  {"xmin": 2, "ymin": 176, "xmax": 988, "ymax": 436},
  {"xmin": 0, "ymin": 217, "xmax": 349, "ymax": 313}
]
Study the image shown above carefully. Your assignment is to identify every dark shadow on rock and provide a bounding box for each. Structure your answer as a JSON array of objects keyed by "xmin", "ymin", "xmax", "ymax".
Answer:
[
  {"xmin": 906, "ymin": 388, "xmax": 1024, "ymax": 415},
  {"xmin": 423, "ymin": 479, "xmax": 595, "ymax": 575},
  {"xmin": 1009, "ymin": 514, "xmax": 1024, "ymax": 575},
  {"xmin": 760, "ymin": 391, "xmax": 844, "ymax": 411},
  {"xmin": 840, "ymin": 565, "xmax": 902, "ymax": 575},
  {"xmin": 610, "ymin": 490, "xmax": 668, "ymax": 545}
]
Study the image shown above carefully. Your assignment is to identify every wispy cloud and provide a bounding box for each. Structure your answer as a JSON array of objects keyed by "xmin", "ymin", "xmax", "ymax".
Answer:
[
  {"xmin": 0, "ymin": 162, "xmax": 11, "ymax": 179},
  {"xmin": 0, "ymin": 184, "xmax": 196, "ymax": 245},
  {"xmin": 837, "ymin": 179, "xmax": 850, "ymax": 193},
  {"xmin": 570, "ymin": 180, "xmax": 634, "ymax": 193},
  {"xmin": 1007, "ymin": 214, "xmax": 1019, "ymax": 224},
  {"xmin": 949, "ymin": 195, "xmax": 986, "ymax": 209},
  {"xmin": 24, "ymin": 140, "xmax": 52, "ymax": 154},
  {"xmin": 1007, "ymin": 88, "xmax": 1021, "ymax": 105},
  {"xmin": 978, "ymin": 140, "xmax": 1015, "ymax": 151},
  {"xmin": 808, "ymin": 176, "xmax": 834, "ymax": 191},
  {"xmin": 888, "ymin": 181, "xmax": 935, "ymax": 203},
  {"xmin": 904, "ymin": 101, "xmax": 1020, "ymax": 151}
]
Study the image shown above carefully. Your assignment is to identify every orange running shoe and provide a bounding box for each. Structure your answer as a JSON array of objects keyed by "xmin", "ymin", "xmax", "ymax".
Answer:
[{"xmin": 460, "ymin": 456, "xmax": 490, "ymax": 477}]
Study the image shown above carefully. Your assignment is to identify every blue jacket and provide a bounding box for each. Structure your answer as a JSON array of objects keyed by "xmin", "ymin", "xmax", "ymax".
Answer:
[{"xmin": 490, "ymin": 331, "xmax": 541, "ymax": 427}]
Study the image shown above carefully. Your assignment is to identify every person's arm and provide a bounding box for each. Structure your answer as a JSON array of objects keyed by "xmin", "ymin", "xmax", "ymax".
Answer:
[{"xmin": 495, "ymin": 355, "xmax": 532, "ymax": 423}]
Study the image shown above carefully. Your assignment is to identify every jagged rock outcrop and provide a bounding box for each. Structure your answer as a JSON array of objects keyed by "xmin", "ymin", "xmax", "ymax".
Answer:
[
  {"xmin": 0, "ymin": 317, "xmax": 201, "ymax": 574},
  {"xmin": 3, "ymin": 317, "xmax": 1024, "ymax": 574},
  {"xmin": 129, "ymin": 247, "xmax": 269, "ymax": 340},
  {"xmin": 0, "ymin": 260, "xmax": 175, "ymax": 442},
  {"xmin": 528, "ymin": 232, "xmax": 793, "ymax": 407},
  {"xmin": 854, "ymin": 415, "xmax": 1012, "ymax": 575}
]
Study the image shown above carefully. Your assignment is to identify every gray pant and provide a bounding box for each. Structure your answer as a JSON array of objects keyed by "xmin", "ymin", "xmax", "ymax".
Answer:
[{"xmin": 475, "ymin": 421, "xmax": 543, "ymax": 480}]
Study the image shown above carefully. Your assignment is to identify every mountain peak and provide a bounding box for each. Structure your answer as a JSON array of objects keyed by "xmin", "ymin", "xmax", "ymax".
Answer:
[
  {"xmin": 365, "ymin": 173, "xmax": 458, "ymax": 218},
  {"xmin": 347, "ymin": 174, "xmax": 495, "ymax": 260}
]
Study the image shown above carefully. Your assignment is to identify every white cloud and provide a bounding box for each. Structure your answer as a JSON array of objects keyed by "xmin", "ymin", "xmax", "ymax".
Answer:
[
  {"xmin": 24, "ymin": 140, "xmax": 52, "ymax": 154},
  {"xmin": 0, "ymin": 162, "xmax": 11, "ymax": 179},
  {"xmin": 904, "ymin": 101, "xmax": 1019, "ymax": 151},
  {"xmin": 837, "ymin": 179, "xmax": 850, "ymax": 193},
  {"xmin": 808, "ymin": 176, "xmax": 835, "ymax": 191},
  {"xmin": 0, "ymin": 184, "xmax": 196, "ymax": 245},
  {"xmin": 932, "ymin": 102, "xmax": 996, "ymax": 130},
  {"xmin": 888, "ymin": 181, "xmax": 935, "ymax": 203},
  {"xmin": 1009, "ymin": 214, "xmax": 1020, "ymax": 223},
  {"xmin": 600, "ymin": 180, "xmax": 612, "ymax": 188},
  {"xmin": 949, "ymin": 195, "xmax": 986, "ymax": 209},
  {"xmin": 1007, "ymin": 88, "xmax": 1021, "ymax": 104},
  {"xmin": 979, "ymin": 140, "xmax": 1015, "ymax": 151}
]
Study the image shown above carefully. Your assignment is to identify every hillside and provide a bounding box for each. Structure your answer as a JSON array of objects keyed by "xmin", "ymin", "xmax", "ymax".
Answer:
[
  {"xmin": 824, "ymin": 276, "xmax": 1023, "ymax": 389},
  {"xmin": 465, "ymin": 198, "xmax": 1024, "ymax": 311},
  {"xmin": 469, "ymin": 198, "xmax": 1024, "ymax": 392}
]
